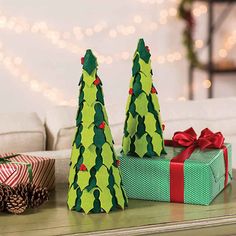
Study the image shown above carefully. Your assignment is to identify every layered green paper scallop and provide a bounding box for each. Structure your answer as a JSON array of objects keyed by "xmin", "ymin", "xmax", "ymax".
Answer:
[
  {"xmin": 122, "ymin": 39, "xmax": 166, "ymax": 158},
  {"xmin": 68, "ymin": 50, "xmax": 128, "ymax": 214}
]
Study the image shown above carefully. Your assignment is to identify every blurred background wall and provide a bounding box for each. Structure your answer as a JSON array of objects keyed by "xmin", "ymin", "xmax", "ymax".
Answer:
[{"xmin": 0, "ymin": 0, "xmax": 235, "ymax": 117}]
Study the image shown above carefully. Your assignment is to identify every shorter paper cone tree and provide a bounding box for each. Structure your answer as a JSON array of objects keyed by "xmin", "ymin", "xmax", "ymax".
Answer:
[
  {"xmin": 122, "ymin": 39, "xmax": 165, "ymax": 158},
  {"xmin": 67, "ymin": 49, "xmax": 128, "ymax": 214}
]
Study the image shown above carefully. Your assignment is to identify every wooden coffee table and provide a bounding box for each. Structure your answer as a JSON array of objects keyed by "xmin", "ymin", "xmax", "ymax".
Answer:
[{"xmin": 0, "ymin": 170, "xmax": 235, "ymax": 236}]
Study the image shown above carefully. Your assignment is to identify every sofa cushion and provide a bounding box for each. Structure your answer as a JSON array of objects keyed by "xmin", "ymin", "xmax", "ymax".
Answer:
[
  {"xmin": 0, "ymin": 112, "xmax": 45, "ymax": 153},
  {"xmin": 161, "ymin": 97, "xmax": 236, "ymax": 139},
  {"xmin": 45, "ymin": 106, "xmax": 76, "ymax": 150}
]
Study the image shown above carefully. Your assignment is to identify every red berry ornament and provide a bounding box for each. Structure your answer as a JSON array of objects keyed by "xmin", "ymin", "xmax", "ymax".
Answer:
[
  {"xmin": 145, "ymin": 46, "xmax": 150, "ymax": 52},
  {"xmin": 99, "ymin": 121, "xmax": 105, "ymax": 129},
  {"xmin": 162, "ymin": 124, "xmax": 165, "ymax": 131},
  {"xmin": 129, "ymin": 88, "xmax": 133, "ymax": 95},
  {"xmin": 151, "ymin": 87, "xmax": 157, "ymax": 94},
  {"xmin": 94, "ymin": 77, "xmax": 100, "ymax": 86},
  {"xmin": 79, "ymin": 164, "xmax": 87, "ymax": 171},
  {"xmin": 81, "ymin": 57, "xmax": 84, "ymax": 65},
  {"xmin": 116, "ymin": 160, "xmax": 120, "ymax": 167}
]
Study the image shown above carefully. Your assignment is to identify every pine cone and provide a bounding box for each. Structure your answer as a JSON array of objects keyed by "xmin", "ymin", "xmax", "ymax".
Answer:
[
  {"xmin": 0, "ymin": 189, "xmax": 5, "ymax": 212},
  {"xmin": 0, "ymin": 184, "xmax": 14, "ymax": 211},
  {"xmin": 0, "ymin": 184, "xmax": 14, "ymax": 202},
  {"xmin": 30, "ymin": 186, "xmax": 49, "ymax": 208},
  {"xmin": 6, "ymin": 194, "xmax": 27, "ymax": 214},
  {"xmin": 14, "ymin": 183, "xmax": 30, "ymax": 207},
  {"xmin": 14, "ymin": 183, "xmax": 49, "ymax": 209}
]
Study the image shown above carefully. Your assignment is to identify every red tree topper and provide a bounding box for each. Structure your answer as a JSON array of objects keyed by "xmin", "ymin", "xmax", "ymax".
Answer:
[
  {"xmin": 79, "ymin": 164, "xmax": 87, "ymax": 171},
  {"xmin": 99, "ymin": 121, "xmax": 105, "ymax": 129},
  {"xmin": 94, "ymin": 77, "xmax": 100, "ymax": 86}
]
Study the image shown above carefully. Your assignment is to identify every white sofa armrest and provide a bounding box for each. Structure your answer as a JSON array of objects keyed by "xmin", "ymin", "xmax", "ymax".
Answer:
[
  {"xmin": 0, "ymin": 112, "xmax": 46, "ymax": 153},
  {"xmin": 45, "ymin": 106, "xmax": 76, "ymax": 150}
]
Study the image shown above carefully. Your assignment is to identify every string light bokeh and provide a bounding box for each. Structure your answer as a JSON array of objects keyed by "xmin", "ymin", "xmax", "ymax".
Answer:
[
  {"xmin": 0, "ymin": 3, "xmax": 208, "ymax": 65},
  {"xmin": 0, "ymin": 41, "xmax": 75, "ymax": 106},
  {"xmin": 0, "ymin": 0, "xmax": 235, "ymax": 110}
]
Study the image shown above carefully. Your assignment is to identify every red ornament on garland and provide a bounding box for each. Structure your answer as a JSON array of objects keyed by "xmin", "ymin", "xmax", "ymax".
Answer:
[
  {"xmin": 151, "ymin": 87, "xmax": 157, "ymax": 94},
  {"xmin": 116, "ymin": 160, "xmax": 120, "ymax": 167},
  {"xmin": 94, "ymin": 77, "xmax": 100, "ymax": 86},
  {"xmin": 185, "ymin": 11, "xmax": 195, "ymax": 30},
  {"xmin": 129, "ymin": 88, "xmax": 133, "ymax": 95},
  {"xmin": 81, "ymin": 57, "xmax": 84, "ymax": 65},
  {"xmin": 99, "ymin": 121, "xmax": 105, "ymax": 129},
  {"xmin": 79, "ymin": 164, "xmax": 87, "ymax": 171}
]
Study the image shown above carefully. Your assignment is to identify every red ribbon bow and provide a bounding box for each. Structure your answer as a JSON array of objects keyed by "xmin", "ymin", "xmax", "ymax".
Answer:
[
  {"xmin": 165, "ymin": 127, "xmax": 228, "ymax": 203},
  {"xmin": 173, "ymin": 127, "xmax": 224, "ymax": 150}
]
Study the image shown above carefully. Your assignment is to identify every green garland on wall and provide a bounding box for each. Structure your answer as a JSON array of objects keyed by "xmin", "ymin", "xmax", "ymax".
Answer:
[{"xmin": 178, "ymin": 0, "xmax": 204, "ymax": 68}]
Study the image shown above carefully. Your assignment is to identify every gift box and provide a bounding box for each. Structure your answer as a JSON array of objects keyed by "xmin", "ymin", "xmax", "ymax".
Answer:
[
  {"xmin": 0, "ymin": 153, "xmax": 55, "ymax": 190},
  {"xmin": 119, "ymin": 129, "xmax": 233, "ymax": 205}
]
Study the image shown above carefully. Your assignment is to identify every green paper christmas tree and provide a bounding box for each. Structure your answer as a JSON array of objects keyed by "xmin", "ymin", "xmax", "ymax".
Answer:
[
  {"xmin": 67, "ymin": 49, "xmax": 128, "ymax": 214},
  {"xmin": 122, "ymin": 39, "xmax": 165, "ymax": 158}
]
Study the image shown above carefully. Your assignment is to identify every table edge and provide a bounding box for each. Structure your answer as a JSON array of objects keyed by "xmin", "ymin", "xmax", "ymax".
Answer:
[{"xmin": 76, "ymin": 214, "xmax": 236, "ymax": 236}]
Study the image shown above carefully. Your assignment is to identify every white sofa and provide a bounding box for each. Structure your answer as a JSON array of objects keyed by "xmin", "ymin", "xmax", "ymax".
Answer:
[{"xmin": 1, "ymin": 97, "xmax": 236, "ymax": 184}]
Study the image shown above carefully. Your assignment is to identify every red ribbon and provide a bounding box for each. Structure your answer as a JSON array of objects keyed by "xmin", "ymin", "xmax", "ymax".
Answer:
[{"xmin": 165, "ymin": 127, "xmax": 229, "ymax": 203}]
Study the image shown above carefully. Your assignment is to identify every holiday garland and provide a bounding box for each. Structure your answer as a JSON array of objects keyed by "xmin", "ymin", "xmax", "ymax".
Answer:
[{"xmin": 178, "ymin": 0, "xmax": 204, "ymax": 68}]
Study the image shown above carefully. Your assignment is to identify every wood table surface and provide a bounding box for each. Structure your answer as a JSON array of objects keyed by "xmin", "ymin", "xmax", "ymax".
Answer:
[{"xmin": 0, "ymin": 170, "xmax": 236, "ymax": 236}]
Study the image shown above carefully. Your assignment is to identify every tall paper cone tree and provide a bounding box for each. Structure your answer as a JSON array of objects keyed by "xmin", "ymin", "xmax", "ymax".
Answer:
[
  {"xmin": 67, "ymin": 49, "xmax": 128, "ymax": 214},
  {"xmin": 122, "ymin": 39, "xmax": 165, "ymax": 158}
]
